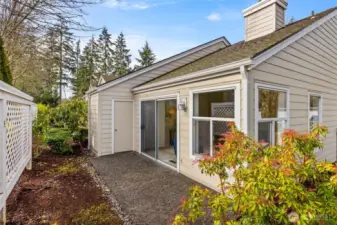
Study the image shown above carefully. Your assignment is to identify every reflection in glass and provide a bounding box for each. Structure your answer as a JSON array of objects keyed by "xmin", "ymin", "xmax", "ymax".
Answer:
[
  {"xmin": 275, "ymin": 120, "xmax": 286, "ymax": 145},
  {"xmin": 309, "ymin": 95, "xmax": 320, "ymax": 129},
  {"xmin": 193, "ymin": 120, "xmax": 210, "ymax": 155},
  {"xmin": 157, "ymin": 100, "xmax": 177, "ymax": 168},
  {"xmin": 259, "ymin": 89, "xmax": 287, "ymax": 119},
  {"xmin": 141, "ymin": 101, "xmax": 156, "ymax": 157},
  {"xmin": 258, "ymin": 122, "xmax": 272, "ymax": 147}
]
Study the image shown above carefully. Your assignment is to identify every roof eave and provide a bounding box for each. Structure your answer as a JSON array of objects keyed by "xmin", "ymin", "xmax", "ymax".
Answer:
[{"xmin": 132, "ymin": 58, "xmax": 252, "ymax": 93}]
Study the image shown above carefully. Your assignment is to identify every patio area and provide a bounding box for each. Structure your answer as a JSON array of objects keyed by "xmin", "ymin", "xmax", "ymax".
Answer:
[{"xmin": 90, "ymin": 152, "xmax": 204, "ymax": 225}]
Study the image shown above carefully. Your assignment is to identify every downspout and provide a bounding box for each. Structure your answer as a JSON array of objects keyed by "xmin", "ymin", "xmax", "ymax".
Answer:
[{"xmin": 240, "ymin": 65, "xmax": 249, "ymax": 135}]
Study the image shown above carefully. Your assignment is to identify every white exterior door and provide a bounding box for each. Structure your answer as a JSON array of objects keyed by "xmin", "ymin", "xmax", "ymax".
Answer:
[{"xmin": 113, "ymin": 100, "xmax": 133, "ymax": 153}]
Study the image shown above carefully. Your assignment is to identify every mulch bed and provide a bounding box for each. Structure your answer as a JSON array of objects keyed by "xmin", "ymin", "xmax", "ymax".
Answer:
[{"xmin": 5, "ymin": 149, "xmax": 123, "ymax": 225}]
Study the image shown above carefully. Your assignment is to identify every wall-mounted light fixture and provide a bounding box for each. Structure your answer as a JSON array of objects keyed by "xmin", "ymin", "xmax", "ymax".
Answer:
[{"xmin": 178, "ymin": 97, "xmax": 187, "ymax": 112}]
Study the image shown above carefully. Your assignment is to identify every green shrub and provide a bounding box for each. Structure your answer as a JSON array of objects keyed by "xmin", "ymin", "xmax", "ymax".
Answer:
[
  {"xmin": 46, "ymin": 128, "xmax": 73, "ymax": 155},
  {"xmin": 51, "ymin": 98, "xmax": 88, "ymax": 149},
  {"xmin": 33, "ymin": 103, "xmax": 51, "ymax": 138},
  {"xmin": 173, "ymin": 125, "xmax": 337, "ymax": 225},
  {"xmin": 71, "ymin": 203, "xmax": 121, "ymax": 225}
]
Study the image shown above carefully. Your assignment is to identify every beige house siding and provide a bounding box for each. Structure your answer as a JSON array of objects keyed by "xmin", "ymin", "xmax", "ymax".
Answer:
[
  {"xmin": 134, "ymin": 73, "xmax": 242, "ymax": 190},
  {"xmin": 249, "ymin": 15, "xmax": 337, "ymax": 162},
  {"xmin": 89, "ymin": 93, "xmax": 99, "ymax": 154},
  {"xmin": 96, "ymin": 41, "xmax": 227, "ymax": 156},
  {"xmin": 275, "ymin": 4, "xmax": 285, "ymax": 29},
  {"xmin": 245, "ymin": 4, "xmax": 275, "ymax": 41}
]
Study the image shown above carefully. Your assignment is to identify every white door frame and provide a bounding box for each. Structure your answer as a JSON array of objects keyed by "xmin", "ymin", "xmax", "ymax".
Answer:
[
  {"xmin": 112, "ymin": 99, "xmax": 135, "ymax": 154},
  {"xmin": 138, "ymin": 93, "xmax": 180, "ymax": 172}
]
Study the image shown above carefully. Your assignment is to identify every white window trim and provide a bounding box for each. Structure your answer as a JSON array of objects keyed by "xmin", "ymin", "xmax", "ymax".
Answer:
[
  {"xmin": 308, "ymin": 92, "xmax": 323, "ymax": 132},
  {"xmin": 255, "ymin": 83, "xmax": 290, "ymax": 145},
  {"xmin": 189, "ymin": 83, "xmax": 241, "ymax": 159}
]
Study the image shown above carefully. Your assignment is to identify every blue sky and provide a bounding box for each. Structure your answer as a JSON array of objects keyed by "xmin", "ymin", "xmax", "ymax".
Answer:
[{"xmin": 79, "ymin": 0, "xmax": 337, "ymax": 62}]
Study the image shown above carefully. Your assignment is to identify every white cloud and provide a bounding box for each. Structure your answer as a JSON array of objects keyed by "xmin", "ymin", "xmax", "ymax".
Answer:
[
  {"xmin": 207, "ymin": 8, "xmax": 242, "ymax": 22},
  {"xmin": 207, "ymin": 12, "xmax": 222, "ymax": 21},
  {"xmin": 105, "ymin": 0, "xmax": 175, "ymax": 10}
]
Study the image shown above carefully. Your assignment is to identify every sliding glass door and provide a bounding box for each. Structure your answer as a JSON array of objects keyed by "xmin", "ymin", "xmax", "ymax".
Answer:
[
  {"xmin": 141, "ymin": 101, "xmax": 156, "ymax": 157},
  {"xmin": 157, "ymin": 99, "xmax": 177, "ymax": 168},
  {"xmin": 140, "ymin": 99, "xmax": 177, "ymax": 168}
]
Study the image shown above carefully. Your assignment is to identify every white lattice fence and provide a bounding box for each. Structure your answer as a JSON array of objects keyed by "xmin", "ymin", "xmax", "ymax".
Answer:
[{"xmin": 0, "ymin": 81, "xmax": 36, "ymax": 220}]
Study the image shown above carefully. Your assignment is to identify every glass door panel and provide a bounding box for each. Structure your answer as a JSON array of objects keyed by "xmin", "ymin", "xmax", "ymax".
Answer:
[
  {"xmin": 157, "ymin": 99, "xmax": 177, "ymax": 168},
  {"xmin": 141, "ymin": 101, "xmax": 156, "ymax": 157}
]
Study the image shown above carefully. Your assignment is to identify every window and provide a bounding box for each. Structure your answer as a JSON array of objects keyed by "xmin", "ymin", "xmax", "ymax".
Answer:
[
  {"xmin": 309, "ymin": 94, "xmax": 322, "ymax": 131},
  {"xmin": 256, "ymin": 84, "xmax": 289, "ymax": 146},
  {"xmin": 191, "ymin": 85, "xmax": 240, "ymax": 157}
]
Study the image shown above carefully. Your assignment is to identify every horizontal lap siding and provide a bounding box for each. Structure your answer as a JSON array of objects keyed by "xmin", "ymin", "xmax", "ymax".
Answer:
[
  {"xmin": 89, "ymin": 93, "xmax": 99, "ymax": 154},
  {"xmin": 275, "ymin": 4, "xmax": 285, "ymax": 29},
  {"xmin": 134, "ymin": 74, "xmax": 242, "ymax": 190},
  {"xmin": 249, "ymin": 16, "xmax": 337, "ymax": 162},
  {"xmin": 246, "ymin": 4, "xmax": 275, "ymax": 41},
  {"xmin": 97, "ymin": 42, "xmax": 227, "ymax": 156}
]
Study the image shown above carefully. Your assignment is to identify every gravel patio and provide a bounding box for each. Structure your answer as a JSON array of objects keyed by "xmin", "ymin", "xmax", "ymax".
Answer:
[{"xmin": 90, "ymin": 152, "xmax": 203, "ymax": 225}]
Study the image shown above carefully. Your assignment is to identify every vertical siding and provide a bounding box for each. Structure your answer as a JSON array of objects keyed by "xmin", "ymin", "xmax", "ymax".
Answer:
[
  {"xmin": 89, "ymin": 93, "xmax": 99, "ymax": 155},
  {"xmin": 97, "ymin": 42, "xmax": 227, "ymax": 155},
  {"xmin": 249, "ymin": 16, "xmax": 337, "ymax": 162},
  {"xmin": 134, "ymin": 74, "xmax": 242, "ymax": 190}
]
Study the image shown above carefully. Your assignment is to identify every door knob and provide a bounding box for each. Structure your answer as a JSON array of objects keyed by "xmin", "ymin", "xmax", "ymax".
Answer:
[{"xmin": 115, "ymin": 129, "xmax": 118, "ymax": 131}]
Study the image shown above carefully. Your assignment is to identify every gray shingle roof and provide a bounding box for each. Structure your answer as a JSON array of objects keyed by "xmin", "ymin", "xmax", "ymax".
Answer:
[{"xmin": 142, "ymin": 7, "xmax": 336, "ymax": 86}]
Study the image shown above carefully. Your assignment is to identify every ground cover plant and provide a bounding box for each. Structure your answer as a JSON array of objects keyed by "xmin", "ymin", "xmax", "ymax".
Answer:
[{"xmin": 173, "ymin": 124, "xmax": 337, "ymax": 225}]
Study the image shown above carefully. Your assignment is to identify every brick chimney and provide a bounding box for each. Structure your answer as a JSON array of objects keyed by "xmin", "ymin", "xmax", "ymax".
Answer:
[{"xmin": 243, "ymin": 0, "xmax": 288, "ymax": 41}]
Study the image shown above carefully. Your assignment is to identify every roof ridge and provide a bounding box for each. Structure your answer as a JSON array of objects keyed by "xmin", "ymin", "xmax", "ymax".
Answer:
[{"xmin": 96, "ymin": 36, "xmax": 229, "ymax": 87}]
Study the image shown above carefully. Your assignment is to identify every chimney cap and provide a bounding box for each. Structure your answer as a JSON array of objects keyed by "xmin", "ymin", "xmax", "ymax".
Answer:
[{"xmin": 243, "ymin": 0, "xmax": 288, "ymax": 17}]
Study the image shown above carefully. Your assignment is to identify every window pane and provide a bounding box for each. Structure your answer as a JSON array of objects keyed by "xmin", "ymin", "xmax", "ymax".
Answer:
[
  {"xmin": 213, "ymin": 121, "xmax": 231, "ymax": 151},
  {"xmin": 193, "ymin": 90, "xmax": 235, "ymax": 118},
  {"xmin": 193, "ymin": 120, "xmax": 210, "ymax": 155},
  {"xmin": 259, "ymin": 88, "xmax": 287, "ymax": 119},
  {"xmin": 309, "ymin": 95, "xmax": 321, "ymax": 129},
  {"xmin": 258, "ymin": 122, "xmax": 272, "ymax": 147},
  {"xmin": 275, "ymin": 120, "xmax": 286, "ymax": 145}
]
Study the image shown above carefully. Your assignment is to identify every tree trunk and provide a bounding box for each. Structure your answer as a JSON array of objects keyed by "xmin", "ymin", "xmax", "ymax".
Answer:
[{"xmin": 59, "ymin": 29, "xmax": 63, "ymax": 101}]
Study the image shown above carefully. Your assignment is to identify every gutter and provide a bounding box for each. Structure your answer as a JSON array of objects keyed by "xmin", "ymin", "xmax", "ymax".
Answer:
[{"xmin": 132, "ymin": 58, "xmax": 253, "ymax": 93}]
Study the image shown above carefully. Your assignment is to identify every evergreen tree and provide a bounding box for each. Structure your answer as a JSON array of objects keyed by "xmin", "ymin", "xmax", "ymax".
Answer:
[
  {"xmin": 37, "ymin": 28, "xmax": 60, "ymax": 105},
  {"xmin": 135, "ymin": 41, "xmax": 156, "ymax": 70},
  {"xmin": 113, "ymin": 32, "xmax": 131, "ymax": 77},
  {"xmin": 72, "ymin": 37, "xmax": 98, "ymax": 97},
  {"xmin": 0, "ymin": 36, "xmax": 12, "ymax": 85},
  {"xmin": 97, "ymin": 27, "xmax": 114, "ymax": 76},
  {"xmin": 74, "ymin": 39, "xmax": 81, "ymax": 75},
  {"xmin": 54, "ymin": 22, "xmax": 76, "ymax": 100}
]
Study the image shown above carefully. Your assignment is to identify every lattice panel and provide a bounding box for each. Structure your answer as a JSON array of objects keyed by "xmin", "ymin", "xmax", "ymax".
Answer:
[
  {"xmin": 212, "ymin": 103, "xmax": 234, "ymax": 118},
  {"xmin": 212, "ymin": 103, "xmax": 234, "ymax": 135},
  {"xmin": 213, "ymin": 121, "xmax": 232, "ymax": 136},
  {"xmin": 5, "ymin": 101, "xmax": 30, "ymax": 182}
]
